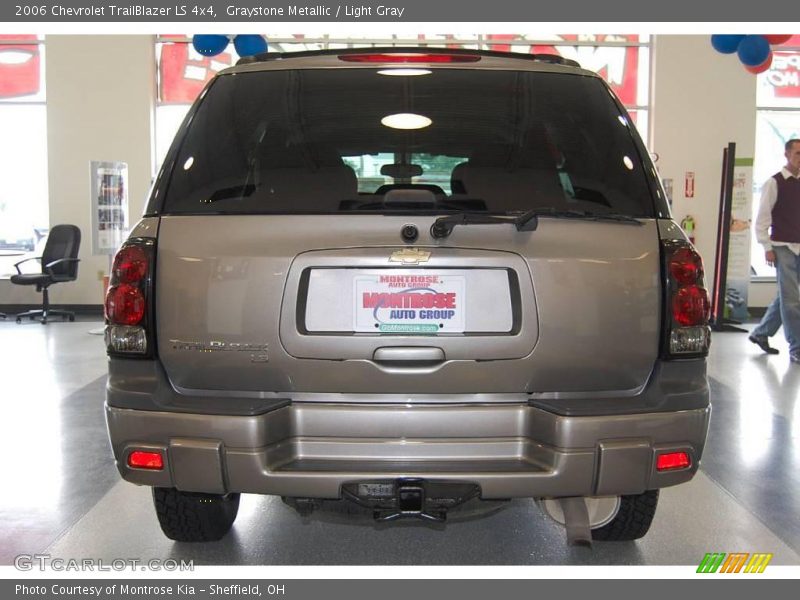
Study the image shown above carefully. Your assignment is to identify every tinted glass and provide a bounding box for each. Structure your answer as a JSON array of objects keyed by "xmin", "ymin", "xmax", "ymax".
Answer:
[{"xmin": 163, "ymin": 68, "xmax": 655, "ymax": 216}]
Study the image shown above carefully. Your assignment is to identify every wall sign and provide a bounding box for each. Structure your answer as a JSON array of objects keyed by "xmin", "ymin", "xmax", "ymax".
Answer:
[
  {"xmin": 725, "ymin": 159, "xmax": 754, "ymax": 321},
  {"xmin": 90, "ymin": 161, "xmax": 129, "ymax": 255},
  {"xmin": 684, "ymin": 171, "xmax": 695, "ymax": 198}
]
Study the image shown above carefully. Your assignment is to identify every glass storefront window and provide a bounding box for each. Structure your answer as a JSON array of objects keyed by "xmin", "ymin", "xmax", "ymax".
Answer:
[
  {"xmin": 154, "ymin": 35, "xmax": 651, "ymax": 173},
  {"xmin": 0, "ymin": 35, "xmax": 48, "ymax": 278},
  {"xmin": 753, "ymin": 40, "xmax": 800, "ymax": 278}
]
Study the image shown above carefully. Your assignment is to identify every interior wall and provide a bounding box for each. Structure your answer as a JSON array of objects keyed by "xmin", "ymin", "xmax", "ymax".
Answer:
[
  {"xmin": 650, "ymin": 34, "xmax": 760, "ymax": 301},
  {"xmin": 0, "ymin": 34, "xmax": 775, "ymax": 307},
  {"xmin": 0, "ymin": 35, "xmax": 155, "ymax": 306}
]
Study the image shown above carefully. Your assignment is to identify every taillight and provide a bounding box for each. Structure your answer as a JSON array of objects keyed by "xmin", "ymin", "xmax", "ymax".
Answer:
[
  {"xmin": 105, "ymin": 238, "xmax": 155, "ymax": 356},
  {"xmin": 672, "ymin": 285, "xmax": 709, "ymax": 326},
  {"xmin": 669, "ymin": 247, "xmax": 702, "ymax": 285},
  {"xmin": 106, "ymin": 283, "xmax": 145, "ymax": 326},
  {"xmin": 338, "ymin": 53, "xmax": 481, "ymax": 63},
  {"xmin": 663, "ymin": 240, "xmax": 710, "ymax": 357},
  {"xmin": 113, "ymin": 245, "xmax": 148, "ymax": 284}
]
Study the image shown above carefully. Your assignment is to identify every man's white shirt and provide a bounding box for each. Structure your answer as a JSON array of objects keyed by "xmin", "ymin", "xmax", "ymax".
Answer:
[{"xmin": 755, "ymin": 167, "xmax": 800, "ymax": 255}]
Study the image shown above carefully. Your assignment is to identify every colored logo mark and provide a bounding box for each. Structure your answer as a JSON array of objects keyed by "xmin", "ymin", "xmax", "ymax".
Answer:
[{"xmin": 696, "ymin": 552, "xmax": 773, "ymax": 573}]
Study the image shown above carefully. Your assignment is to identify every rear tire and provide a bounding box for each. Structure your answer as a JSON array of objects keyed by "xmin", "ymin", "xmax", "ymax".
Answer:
[
  {"xmin": 591, "ymin": 489, "xmax": 659, "ymax": 541},
  {"xmin": 152, "ymin": 487, "xmax": 240, "ymax": 542}
]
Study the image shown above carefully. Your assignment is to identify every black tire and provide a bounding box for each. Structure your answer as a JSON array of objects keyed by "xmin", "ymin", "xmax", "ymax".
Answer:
[
  {"xmin": 152, "ymin": 487, "xmax": 240, "ymax": 542},
  {"xmin": 591, "ymin": 490, "xmax": 659, "ymax": 541}
]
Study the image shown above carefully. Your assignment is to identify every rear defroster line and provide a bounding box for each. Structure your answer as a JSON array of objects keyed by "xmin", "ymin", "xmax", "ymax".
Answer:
[{"xmin": 430, "ymin": 208, "xmax": 643, "ymax": 240}]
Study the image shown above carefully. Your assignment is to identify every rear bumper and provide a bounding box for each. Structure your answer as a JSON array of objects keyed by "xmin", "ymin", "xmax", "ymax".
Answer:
[{"xmin": 106, "ymin": 401, "xmax": 710, "ymax": 499}]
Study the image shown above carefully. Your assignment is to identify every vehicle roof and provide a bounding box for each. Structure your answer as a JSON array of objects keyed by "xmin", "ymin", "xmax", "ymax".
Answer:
[{"xmin": 223, "ymin": 47, "xmax": 598, "ymax": 78}]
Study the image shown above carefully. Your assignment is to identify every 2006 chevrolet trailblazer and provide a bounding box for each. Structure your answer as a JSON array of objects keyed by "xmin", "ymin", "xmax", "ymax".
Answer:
[{"xmin": 104, "ymin": 48, "xmax": 710, "ymax": 544}]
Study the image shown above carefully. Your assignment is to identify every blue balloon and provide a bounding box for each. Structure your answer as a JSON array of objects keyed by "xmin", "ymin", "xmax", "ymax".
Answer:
[
  {"xmin": 192, "ymin": 34, "xmax": 229, "ymax": 57},
  {"xmin": 234, "ymin": 35, "xmax": 268, "ymax": 57},
  {"xmin": 738, "ymin": 35, "xmax": 771, "ymax": 66},
  {"xmin": 711, "ymin": 34, "xmax": 745, "ymax": 54}
]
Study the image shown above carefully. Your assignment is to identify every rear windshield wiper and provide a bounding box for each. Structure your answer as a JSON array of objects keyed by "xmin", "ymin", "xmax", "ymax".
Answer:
[
  {"xmin": 430, "ymin": 210, "xmax": 539, "ymax": 239},
  {"xmin": 529, "ymin": 208, "xmax": 644, "ymax": 225},
  {"xmin": 203, "ymin": 184, "xmax": 256, "ymax": 203},
  {"xmin": 430, "ymin": 208, "xmax": 642, "ymax": 239}
]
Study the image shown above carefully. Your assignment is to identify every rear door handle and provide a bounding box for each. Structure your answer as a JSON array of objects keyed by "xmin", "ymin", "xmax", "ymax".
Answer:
[{"xmin": 372, "ymin": 346, "xmax": 446, "ymax": 364}]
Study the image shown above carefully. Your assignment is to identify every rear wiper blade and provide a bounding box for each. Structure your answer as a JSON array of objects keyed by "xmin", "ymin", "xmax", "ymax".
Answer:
[
  {"xmin": 430, "ymin": 208, "xmax": 641, "ymax": 239},
  {"xmin": 430, "ymin": 210, "xmax": 538, "ymax": 239},
  {"xmin": 529, "ymin": 208, "xmax": 643, "ymax": 225},
  {"xmin": 204, "ymin": 184, "xmax": 256, "ymax": 203}
]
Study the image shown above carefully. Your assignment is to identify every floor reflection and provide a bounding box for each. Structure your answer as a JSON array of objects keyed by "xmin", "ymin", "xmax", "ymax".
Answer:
[{"xmin": 1, "ymin": 319, "xmax": 799, "ymax": 563}]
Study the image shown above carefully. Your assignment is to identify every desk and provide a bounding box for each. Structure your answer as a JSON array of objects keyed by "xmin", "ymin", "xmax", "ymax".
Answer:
[{"xmin": 0, "ymin": 251, "xmax": 27, "ymax": 319}]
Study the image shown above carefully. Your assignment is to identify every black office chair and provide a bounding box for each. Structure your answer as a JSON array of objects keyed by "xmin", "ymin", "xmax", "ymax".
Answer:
[{"xmin": 11, "ymin": 224, "xmax": 81, "ymax": 324}]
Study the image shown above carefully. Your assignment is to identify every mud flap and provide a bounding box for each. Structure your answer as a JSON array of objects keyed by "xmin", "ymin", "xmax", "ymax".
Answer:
[{"xmin": 558, "ymin": 497, "xmax": 592, "ymax": 547}]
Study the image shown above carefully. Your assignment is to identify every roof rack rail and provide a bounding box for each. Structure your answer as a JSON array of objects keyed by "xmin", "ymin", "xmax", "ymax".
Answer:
[{"xmin": 236, "ymin": 46, "xmax": 581, "ymax": 69}]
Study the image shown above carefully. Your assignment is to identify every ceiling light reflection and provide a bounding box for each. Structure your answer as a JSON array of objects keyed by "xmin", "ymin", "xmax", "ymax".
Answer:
[{"xmin": 381, "ymin": 113, "xmax": 432, "ymax": 130}]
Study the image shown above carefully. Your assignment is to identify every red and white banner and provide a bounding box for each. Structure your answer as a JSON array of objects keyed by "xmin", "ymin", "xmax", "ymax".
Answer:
[
  {"xmin": 159, "ymin": 34, "xmax": 644, "ymax": 106},
  {"xmin": 767, "ymin": 49, "xmax": 800, "ymax": 99},
  {"xmin": 159, "ymin": 37, "xmax": 234, "ymax": 103},
  {"xmin": 0, "ymin": 34, "xmax": 40, "ymax": 99}
]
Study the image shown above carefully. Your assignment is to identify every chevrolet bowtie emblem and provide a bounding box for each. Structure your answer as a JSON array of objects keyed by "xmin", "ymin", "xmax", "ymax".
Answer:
[{"xmin": 389, "ymin": 248, "xmax": 431, "ymax": 265}]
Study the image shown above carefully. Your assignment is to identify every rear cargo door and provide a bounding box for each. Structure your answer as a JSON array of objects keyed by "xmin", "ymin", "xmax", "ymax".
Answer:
[{"xmin": 155, "ymin": 215, "xmax": 660, "ymax": 396}]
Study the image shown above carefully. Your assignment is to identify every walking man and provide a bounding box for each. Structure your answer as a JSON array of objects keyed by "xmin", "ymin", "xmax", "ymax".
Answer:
[{"xmin": 752, "ymin": 139, "xmax": 800, "ymax": 362}]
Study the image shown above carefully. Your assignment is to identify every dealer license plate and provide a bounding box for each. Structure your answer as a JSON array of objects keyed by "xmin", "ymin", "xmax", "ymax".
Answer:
[{"xmin": 353, "ymin": 272, "xmax": 466, "ymax": 333}]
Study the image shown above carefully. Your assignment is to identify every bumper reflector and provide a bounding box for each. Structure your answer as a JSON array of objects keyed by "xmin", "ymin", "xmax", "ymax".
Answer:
[
  {"xmin": 656, "ymin": 451, "xmax": 691, "ymax": 471},
  {"xmin": 128, "ymin": 451, "xmax": 164, "ymax": 470}
]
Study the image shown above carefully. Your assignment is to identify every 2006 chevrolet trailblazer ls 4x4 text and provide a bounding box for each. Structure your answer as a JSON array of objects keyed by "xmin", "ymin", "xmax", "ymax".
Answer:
[{"xmin": 103, "ymin": 48, "xmax": 711, "ymax": 544}]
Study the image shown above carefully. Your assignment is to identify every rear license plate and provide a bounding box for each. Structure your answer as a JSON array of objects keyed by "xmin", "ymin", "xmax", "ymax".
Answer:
[
  {"xmin": 354, "ymin": 272, "xmax": 466, "ymax": 333},
  {"xmin": 357, "ymin": 483, "xmax": 395, "ymax": 498}
]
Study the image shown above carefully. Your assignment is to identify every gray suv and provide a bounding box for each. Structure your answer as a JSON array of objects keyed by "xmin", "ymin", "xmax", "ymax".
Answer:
[{"xmin": 104, "ymin": 48, "xmax": 711, "ymax": 545}]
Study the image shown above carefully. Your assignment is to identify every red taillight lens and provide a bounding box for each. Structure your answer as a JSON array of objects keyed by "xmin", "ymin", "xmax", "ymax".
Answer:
[
  {"xmin": 656, "ymin": 451, "xmax": 691, "ymax": 471},
  {"xmin": 339, "ymin": 53, "xmax": 481, "ymax": 63},
  {"xmin": 663, "ymin": 241, "xmax": 710, "ymax": 356},
  {"xmin": 669, "ymin": 247, "xmax": 702, "ymax": 285},
  {"xmin": 105, "ymin": 239, "xmax": 154, "ymax": 356},
  {"xmin": 105, "ymin": 283, "xmax": 146, "ymax": 325},
  {"xmin": 113, "ymin": 245, "xmax": 148, "ymax": 284},
  {"xmin": 127, "ymin": 450, "xmax": 163, "ymax": 470},
  {"xmin": 672, "ymin": 285, "xmax": 710, "ymax": 326}
]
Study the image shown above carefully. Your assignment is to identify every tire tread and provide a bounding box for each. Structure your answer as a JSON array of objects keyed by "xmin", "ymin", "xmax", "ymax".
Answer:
[
  {"xmin": 152, "ymin": 487, "xmax": 239, "ymax": 542},
  {"xmin": 591, "ymin": 489, "xmax": 659, "ymax": 541}
]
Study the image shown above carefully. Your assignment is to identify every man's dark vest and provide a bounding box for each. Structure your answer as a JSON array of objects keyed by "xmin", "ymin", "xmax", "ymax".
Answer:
[{"xmin": 770, "ymin": 171, "xmax": 800, "ymax": 243}]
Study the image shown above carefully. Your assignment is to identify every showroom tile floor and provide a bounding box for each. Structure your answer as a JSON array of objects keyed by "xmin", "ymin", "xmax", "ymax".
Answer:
[{"xmin": 1, "ymin": 317, "xmax": 799, "ymax": 565}]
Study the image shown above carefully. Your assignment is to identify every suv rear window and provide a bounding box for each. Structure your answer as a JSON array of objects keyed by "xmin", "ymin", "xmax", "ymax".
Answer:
[{"xmin": 161, "ymin": 68, "xmax": 656, "ymax": 217}]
